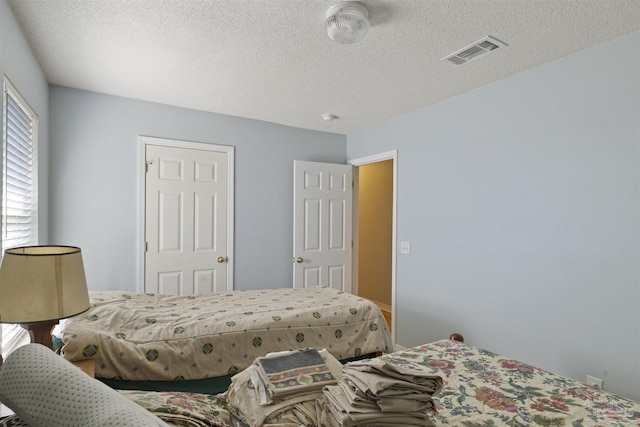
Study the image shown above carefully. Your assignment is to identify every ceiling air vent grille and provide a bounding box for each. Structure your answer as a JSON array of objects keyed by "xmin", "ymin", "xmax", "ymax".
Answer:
[{"xmin": 442, "ymin": 36, "xmax": 508, "ymax": 66}]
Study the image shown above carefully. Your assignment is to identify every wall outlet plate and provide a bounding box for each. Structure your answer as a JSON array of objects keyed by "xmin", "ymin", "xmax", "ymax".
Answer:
[{"xmin": 587, "ymin": 375, "xmax": 603, "ymax": 390}]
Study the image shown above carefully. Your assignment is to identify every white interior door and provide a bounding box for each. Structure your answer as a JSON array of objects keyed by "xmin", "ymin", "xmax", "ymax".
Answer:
[
  {"xmin": 142, "ymin": 138, "xmax": 233, "ymax": 295},
  {"xmin": 293, "ymin": 160, "xmax": 352, "ymax": 291}
]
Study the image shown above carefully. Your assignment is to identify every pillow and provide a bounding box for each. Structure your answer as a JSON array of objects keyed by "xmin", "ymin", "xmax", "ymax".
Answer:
[{"xmin": 0, "ymin": 343, "xmax": 169, "ymax": 427}]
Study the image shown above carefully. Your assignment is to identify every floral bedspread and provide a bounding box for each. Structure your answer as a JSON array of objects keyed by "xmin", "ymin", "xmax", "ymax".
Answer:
[
  {"xmin": 383, "ymin": 339, "xmax": 640, "ymax": 427},
  {"xmin": 60, "ymin": 286, "xmax": 392, "ymax": 381},
  {"xmin": 119, "ymin": 390, "xmax": 248, "ymax": 427},
  {"xmin": 118, "ymin": 340, "xmax": 640, "ymax": 426}
]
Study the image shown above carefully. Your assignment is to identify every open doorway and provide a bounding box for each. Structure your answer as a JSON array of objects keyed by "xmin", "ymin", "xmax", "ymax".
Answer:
[{"xmin": 350, "ymin": 150, "xmax": 397, "ymax": 342}]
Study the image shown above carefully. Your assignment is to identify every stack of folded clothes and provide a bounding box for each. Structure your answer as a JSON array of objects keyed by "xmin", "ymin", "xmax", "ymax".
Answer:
[
  {"xmin": 227, "ymin": 348, "xmax": 342, "ymax": 426},
  {"xmin": 319, "ymin": 358, "xmax": 443, "ymax": 427}
]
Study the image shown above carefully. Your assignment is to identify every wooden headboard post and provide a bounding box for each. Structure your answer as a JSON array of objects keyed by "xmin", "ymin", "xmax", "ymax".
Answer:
[{"xmin": 449, "ymin": 333, "xmax": 464, "ymax": 342}]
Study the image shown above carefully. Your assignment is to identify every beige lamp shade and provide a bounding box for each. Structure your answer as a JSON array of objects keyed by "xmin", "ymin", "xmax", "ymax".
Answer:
[{"xmin": 0, "ymin": 245, "xmax": 90, "ymax": 324}]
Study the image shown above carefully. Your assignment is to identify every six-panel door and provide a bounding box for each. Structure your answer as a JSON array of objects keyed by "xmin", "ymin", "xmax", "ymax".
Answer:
[
  {"xmin": 145, "ymin": 144, "xmax": 228, "ymax": 295},
  {"xmin": 293, "ymin": 160, "xmax": 352, "ymax": 291}
]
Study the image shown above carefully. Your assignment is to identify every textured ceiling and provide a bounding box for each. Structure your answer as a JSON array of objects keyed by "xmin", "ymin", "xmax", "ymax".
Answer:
[{"xmin": 8, "ymin": 0, "xmax": 640, "ymax": 135}]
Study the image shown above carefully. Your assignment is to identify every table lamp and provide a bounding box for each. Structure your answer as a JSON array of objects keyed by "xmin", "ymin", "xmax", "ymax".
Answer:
[{"xmin": 0, "ymin": 245, "xmax": 90, "ymax": 351}]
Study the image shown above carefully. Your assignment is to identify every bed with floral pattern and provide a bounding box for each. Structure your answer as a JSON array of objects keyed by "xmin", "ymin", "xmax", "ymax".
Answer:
[
  {"xmin": 388, "ymin": 339, "xmax": 640, "ymax": 426},
  {"xmin": 59, "ymin": 286, "xmax": 392, "ymax": 393},
  {"xmin": 117, "ymin": 339, "xmax": 640, "ymax": 426}
]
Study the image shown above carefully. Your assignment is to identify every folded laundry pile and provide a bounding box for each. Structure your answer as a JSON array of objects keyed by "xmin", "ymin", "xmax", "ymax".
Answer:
[
  {"xmin": 227, "ymin": 350, "xmax": 443, "ymax": 427},
  {"xmin": 227, "ymin": 348, "xmax": 342, "ymax": 427},
  {"xmin": 319, "ymin": 358, "xmax": 443, "ymax": 427}
]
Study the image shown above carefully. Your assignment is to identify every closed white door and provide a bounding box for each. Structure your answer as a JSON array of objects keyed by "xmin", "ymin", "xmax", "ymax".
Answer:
[
  {"xmin": 144, "ymin": 141, "xmax": 232, "ymax": 295},
  {"xmin": 293, "ymin": 161, "xmax": 352, "ymax": 291}
]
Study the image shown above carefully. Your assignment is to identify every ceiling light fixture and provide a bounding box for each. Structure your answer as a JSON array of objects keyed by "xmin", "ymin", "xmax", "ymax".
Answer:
[
  {"xmin": 322, "ymin": 113, "xmax": 339, "ymax": 121},
  {"xmin": 325, "ymin": 1, "xmax": 370, "ymax": 45}
]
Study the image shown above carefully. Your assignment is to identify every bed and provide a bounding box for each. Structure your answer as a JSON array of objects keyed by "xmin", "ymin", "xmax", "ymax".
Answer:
[
  {"xmin": 59, "ymin": 286, "xmax": 393, "ymax": 393},
  {"xmin": 118, "ymin": 338, "xmax": 640, "ymax": 427}
]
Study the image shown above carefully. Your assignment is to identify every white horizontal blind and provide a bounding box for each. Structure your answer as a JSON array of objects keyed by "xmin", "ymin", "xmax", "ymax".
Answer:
[
  {"xmin": 0, "ymin": 324, "xmax": 29, "ymax": 360},
  {"xmin": 1, "ymin": 78, "xmax": 38, "ymax": 358},
  {"xmin": 2, "ymin": 79, "xmax": 37, "ymax": 253}
]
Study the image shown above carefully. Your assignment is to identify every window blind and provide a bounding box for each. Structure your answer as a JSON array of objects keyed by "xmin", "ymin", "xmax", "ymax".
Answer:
[
  {"xmin": 1, "ymin": 79, "xmax": 38, "ymax": 358},
  {"xmin": 2, "ymin": 80, "xmax": 37, "ymax": 253}
]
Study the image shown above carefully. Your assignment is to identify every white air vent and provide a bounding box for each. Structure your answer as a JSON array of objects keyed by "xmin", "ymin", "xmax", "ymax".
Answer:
[{"xmin": 442, "ymin": 36, "xmax": 508, "ymax": 66}]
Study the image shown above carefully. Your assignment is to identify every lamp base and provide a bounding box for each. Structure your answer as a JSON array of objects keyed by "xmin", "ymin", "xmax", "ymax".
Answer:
[{"xmin": 21, "ymin": 320, "xmax": 58, "ymax": 350}]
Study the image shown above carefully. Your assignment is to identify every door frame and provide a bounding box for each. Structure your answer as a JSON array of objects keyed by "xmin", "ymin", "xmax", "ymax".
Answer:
[
  {"xmin": 136, "ymin": 136, "xmax": 235, "ymax": 293},
  {"xmin": 349, "ymin": 149, "xmax": 398, "ymax": 344}
]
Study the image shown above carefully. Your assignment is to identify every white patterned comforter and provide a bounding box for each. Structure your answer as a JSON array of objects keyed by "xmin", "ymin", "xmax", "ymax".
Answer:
[{"xmin": 61, "ymin": 286, "xmax": 392, "ymax": 381}]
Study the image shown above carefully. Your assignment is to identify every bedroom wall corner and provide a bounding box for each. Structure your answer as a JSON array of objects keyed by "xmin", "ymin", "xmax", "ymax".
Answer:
[
  {"xmin": 346, "ymin": 31, "xmax": 640, "ymax": 401},
  {"xmin": 0, "ymin": 0, "xmax": 50, "ymax": 244}
]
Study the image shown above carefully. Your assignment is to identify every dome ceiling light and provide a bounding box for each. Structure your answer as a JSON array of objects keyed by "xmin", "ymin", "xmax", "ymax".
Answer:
[{"xmin": 324, "ymin": 1, "xmax": 370, "ymax": 45}]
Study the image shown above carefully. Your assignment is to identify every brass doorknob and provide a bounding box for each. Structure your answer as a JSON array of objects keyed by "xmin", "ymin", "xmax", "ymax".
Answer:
[
  {"xmin": 217, "ymin": 256, "xmax": 226, "ymax": 263},
  {"xmin": 293, "ymin": 257, "xmax": 304, "ymax": 263}
]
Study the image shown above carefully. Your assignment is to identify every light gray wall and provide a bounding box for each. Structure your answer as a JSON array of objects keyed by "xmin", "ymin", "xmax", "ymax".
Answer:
[
  {"xmin": 347, "ymin": 31, "xmax": 640, "ymax": 401},
  {"xmin": 0, "ymin": 0, "xmax": 49, "ymax": 242},
  {"xmin": 48, "ymin": 87, "xmax": 346, "ymax": 292}
]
